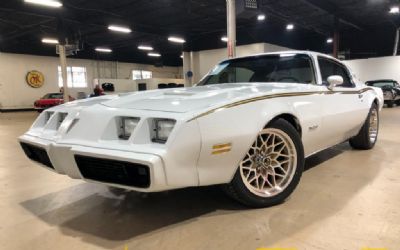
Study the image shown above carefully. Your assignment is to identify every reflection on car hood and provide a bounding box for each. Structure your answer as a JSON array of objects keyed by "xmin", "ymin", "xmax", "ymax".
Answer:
[{"xmin": 100, "ymin": 82, "xmax": 319, "ymax": 113}]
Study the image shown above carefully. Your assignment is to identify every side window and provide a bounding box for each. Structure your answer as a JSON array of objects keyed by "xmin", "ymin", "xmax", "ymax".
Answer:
[
  {"xmin": 333, "ymin": 64, "xmax": 352, "ymax": 87},
  {"xmin": 318, "ymin": 57, "xmax": 353, "ymax": 88}
]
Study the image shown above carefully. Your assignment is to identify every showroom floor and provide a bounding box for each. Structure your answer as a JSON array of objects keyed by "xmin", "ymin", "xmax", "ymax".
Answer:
[{"xmin": 0, "ymin": 110, "xmax": 399, "ymax": 250}]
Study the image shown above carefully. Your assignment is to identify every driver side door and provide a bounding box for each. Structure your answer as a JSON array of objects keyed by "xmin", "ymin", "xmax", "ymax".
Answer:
[{"xmin": 317, "ymin": 56, "xmax": 369, "ymax": 148}]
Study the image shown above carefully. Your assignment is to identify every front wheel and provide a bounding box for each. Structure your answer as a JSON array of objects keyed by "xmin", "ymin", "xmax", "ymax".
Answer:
[
  {"xmin": 349, "ymin": 103, "xmax": 379, "ymax": 150},
  {"xmin": 224, "ymin": 119, "xmax": 304, "ymax": 207}
]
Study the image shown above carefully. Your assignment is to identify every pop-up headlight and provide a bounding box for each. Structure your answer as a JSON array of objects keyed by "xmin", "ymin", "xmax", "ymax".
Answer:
[
  {"xmin": 152, "ymin": 119, "xmax": 176, "ymax": 143},
  {"xmin": 119, "ymin": 117, "xmax": 140, "ymax": 140},
  {"xmin": 44, "ymin": 111, "xmax": 54, "ymax": 124}
]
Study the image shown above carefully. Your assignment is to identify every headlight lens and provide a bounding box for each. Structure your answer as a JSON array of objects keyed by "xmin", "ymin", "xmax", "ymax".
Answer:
[
  {"xmin": 119, "ymin": 117, "xmax": 140, "ymax": 140},
  {"xmin": 44, "ymin": 111, "xmax": 54, "ymax": 123},
  {"xmin": 57, "ymin": 112, "xmax": 68, "ymax": 129},
  {"xmin": 153, "ymin": 119, "xmax": 176, "ymax": 143}
]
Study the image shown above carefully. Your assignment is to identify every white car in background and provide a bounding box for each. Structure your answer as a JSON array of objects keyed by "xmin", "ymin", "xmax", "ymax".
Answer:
[{"xmin": 19, "ymin": 51, "xmax": 383, "ymax": 207}]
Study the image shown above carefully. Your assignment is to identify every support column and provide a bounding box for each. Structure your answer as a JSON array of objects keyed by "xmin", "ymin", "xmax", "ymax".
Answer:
[
  {"xmin": 333, "ymin": 17, "xmax": 340, "ymax": 58},
  {"xmin": 183, "ymin": 51, "xmax": 192, "ymax": 86},
  {"xmin": 58, "ymin": 45, "xmax": 69, "ymax": 103},
  {"xmin": 226, "ymin": 0, "xmax": 236, "ymax": 58},
  {"xmin": 190, "ymin": 51, "xmax": 195, "ymax": 85},
  {"xmin": 393, "ymin": 27, "xmax": 399, "ymax": 56}
]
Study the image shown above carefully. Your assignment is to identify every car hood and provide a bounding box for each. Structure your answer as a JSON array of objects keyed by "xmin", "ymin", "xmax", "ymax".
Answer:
[{"xmin": 100, "ymin": 82, "xmax": 319, "ymax": 113}]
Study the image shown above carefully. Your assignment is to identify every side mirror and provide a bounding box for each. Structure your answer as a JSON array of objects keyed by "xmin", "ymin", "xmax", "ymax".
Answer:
[{"xmin": 327, "ymin": 75, "xmax": 343, "ymax": 90}]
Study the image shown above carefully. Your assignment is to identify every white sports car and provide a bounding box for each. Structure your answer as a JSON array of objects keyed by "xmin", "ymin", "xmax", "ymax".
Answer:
[{"xmin": 19, "ymin": 51, "xmax": 383, "ymax": 207}]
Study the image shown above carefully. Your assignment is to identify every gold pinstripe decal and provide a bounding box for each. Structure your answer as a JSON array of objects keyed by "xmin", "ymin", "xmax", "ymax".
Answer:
[
  {"xmin": 211, "ymin": 143, "xmax": 232, "ymax": 155},
  {"xmin": 212, "ymin": 149, "xmax": 231, "ymax": 155},
  {"xmin": 187, "ymin": 87, "xmax": 375, "ymax": 122},
  {"xmin": 212, "ymin": 143, "xmax": 232, "ymax": 149}
]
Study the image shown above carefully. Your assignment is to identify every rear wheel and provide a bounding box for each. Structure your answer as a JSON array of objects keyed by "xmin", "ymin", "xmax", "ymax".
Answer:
[
  {"xmin": 349, "ymin": 103, "xmax": 379, "ymax": 150},
  {"xmin": 224, "ymin": 119, "xmax": 304, "ymax": 207}
]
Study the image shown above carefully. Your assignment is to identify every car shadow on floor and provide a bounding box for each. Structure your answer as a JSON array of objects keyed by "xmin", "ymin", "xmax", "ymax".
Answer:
[
  {"xmin": 304, "ymin": 142, "xmax": 350, "ymax": 171},
  {"xmin": 21, "ymin": 184, "xmax": 246, "ymax": 248},
  {"xmin": 19, "ymin": 142, "xmax": 383, "ymax": 249}
]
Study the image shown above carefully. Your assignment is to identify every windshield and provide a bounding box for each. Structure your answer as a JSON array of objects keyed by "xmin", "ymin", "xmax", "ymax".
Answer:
[
  {"xmin": 367, "ymin": 81, "xmax": 395, "ymax": 88},
  {"xmin": 42, "ymin": 93, "xmax": 63, "ymax": 99},
  {"xmin": 198, "ymin": 54, "xmax": 315, "ymax": 86}
]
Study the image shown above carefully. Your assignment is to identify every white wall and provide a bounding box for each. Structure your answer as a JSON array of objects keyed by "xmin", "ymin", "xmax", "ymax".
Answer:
[
  {"xmin": 344, "ymin": 56, "xmax": 400, "ymax": 83},
  {"xmin": 0, "ymin": 52, "xmax": 182, "ymax": 109},
  {"xmin": 184, "ymin": 43, "xmax": 291, "ymax": 83}
]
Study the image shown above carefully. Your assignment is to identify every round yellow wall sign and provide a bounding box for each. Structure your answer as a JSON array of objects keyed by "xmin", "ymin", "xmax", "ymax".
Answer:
[{"xmin": 26, "ymin": 70, "xmax": 45, "ymax": 88}]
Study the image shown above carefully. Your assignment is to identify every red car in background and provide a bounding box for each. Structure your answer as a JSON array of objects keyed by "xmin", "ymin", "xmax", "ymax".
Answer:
[{"xmin": 34, "ymin": 93, "xmax": 74, "ymax": 112}]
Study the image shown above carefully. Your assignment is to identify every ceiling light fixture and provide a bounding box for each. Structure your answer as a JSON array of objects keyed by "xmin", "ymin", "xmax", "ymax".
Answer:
[
  {"xmin": 24, "ymin": 0, "xmax": 62, "ymax": 8},
  {"xmin": 108, "ymin": 25, "xmax": 132, "ymax": 33},
  {"xmin": 327, "ymin": 38, "xmax": 333, "ymax": 44},
  {"xmin": 221, "ymin": 36, "xmax": 228, "ymax": 42},
  {"xmin": 168, "ymin": 36, "xmax": 186, "ymax": 44},
  {"xmin": 148, "ymin": 52, "xmax": 161, "ymax": 57},
  {"xmin": 95, "ymin": 47, "xmax": 112, "ymax": 53},
  {"xmin": 257, "ymin": 14, "xmax": 266, "ymax": 21},
  {"xmin": 389, "ymin": 6, "xmax": 399, "ymax": 14},
  {"xmin": 286, "ymin": 24, "xmax": 294, "ymax": 30},
  {"xmin": 138, "ymin": 45, "xmax": 153, "ymax": 51},
  {"xmin": 41, "ymin": 38, "xmax": 59, "ymax": 44}
]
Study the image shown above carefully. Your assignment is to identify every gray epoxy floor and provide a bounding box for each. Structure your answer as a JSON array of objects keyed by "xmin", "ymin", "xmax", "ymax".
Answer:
[{"xmin": 0, "ymin": 110, "xmax": 399, "ymax": 250}]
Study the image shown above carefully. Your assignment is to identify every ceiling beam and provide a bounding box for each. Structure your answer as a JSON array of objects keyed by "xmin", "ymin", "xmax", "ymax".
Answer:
[
  {"xmin": 261, "ymin": 5, "xmax": 329, "ymax": 36},
  {"xmin": 300, "ymin": 0, "xmax": 365, "ymax": 31}
]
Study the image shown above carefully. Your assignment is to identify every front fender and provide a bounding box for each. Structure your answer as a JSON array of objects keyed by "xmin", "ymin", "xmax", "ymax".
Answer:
[{"xmin": 194, "ymin": 97, "xmax": 321, "ymax": 186}]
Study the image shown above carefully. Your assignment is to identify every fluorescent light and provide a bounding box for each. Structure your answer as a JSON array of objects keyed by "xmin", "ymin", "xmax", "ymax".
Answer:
[
  {"xmin": 108, "ymin": 25, "xmax": 132, "ymax": 33},
  {"xmin": 327, "ymin": 38, "xmax": 333, "ymax": 44},
  {"xmin": 24, "ymin": 0, "xmax": 62, "ymax": 8},
  {"xmin": 221, "ymin": 36, "xmax": 228, "ymax": 42},
  {"xmin": 257, "ymin": 14, "xmax": 266, "ymax": 21},
  {"xmin": 168, "ymin": 36, "xmax": 186, "ymax": 44},
  {"xmin": 95, "ymin": 47, "xmax": 112, "ymax": 53},
  {"xmin": 389, "ymin": 6, "xmax": 399, "ymax": 14},
  {"xmin": 286, "ymin": 24, "xmax": 294, "ymax": 30},
  {"xmin": 148, "ymin": 53, "xmax": 161, "ymax": 57},
  {"xmin": 138, "ymin": 45, "xmax": 153, "ymax": 51},
  {"xmin": 42, "ymin": 38, "xmax": 59, "ymax": 44}
]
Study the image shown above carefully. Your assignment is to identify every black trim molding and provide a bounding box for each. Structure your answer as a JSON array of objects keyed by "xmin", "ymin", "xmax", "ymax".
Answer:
[{"xmin": 0, "ymin": 108, "xmax": 35, "ymax": 113}]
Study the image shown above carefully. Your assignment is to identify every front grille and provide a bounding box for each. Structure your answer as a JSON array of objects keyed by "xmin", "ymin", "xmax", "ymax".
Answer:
[
  {"xmin": 20, "ymin": 142, "xmax": 54, "ymax": 169},
  {"xmin": 75, "ymin": 155, "xmax": 150, "ymax": 188}
]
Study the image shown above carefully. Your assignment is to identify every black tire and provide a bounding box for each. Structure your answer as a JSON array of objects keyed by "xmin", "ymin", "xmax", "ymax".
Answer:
[
  {"xmin": 349, "ymin": 103, "xmax": 379, "ymax": 150},
  {"xmin": 223, "ymin": 118, "xmax": 305, "ymax": 208},
  {"xmin": 387, "ymin": 101, "xmax": 394, "ymax": 108}
]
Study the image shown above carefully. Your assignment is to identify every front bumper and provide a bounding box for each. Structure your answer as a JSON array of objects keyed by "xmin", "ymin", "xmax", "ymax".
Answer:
[{"xmin": 19, "ymin": 135, "xmax": 169, "ymax": 192}]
